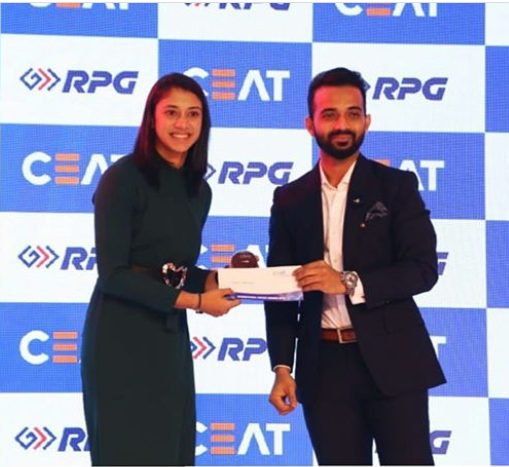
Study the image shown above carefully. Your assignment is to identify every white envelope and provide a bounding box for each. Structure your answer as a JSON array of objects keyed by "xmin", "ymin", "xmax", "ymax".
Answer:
[{"xmin": 217, "ymin": 266, "xmax": 303, "ymax": 301}]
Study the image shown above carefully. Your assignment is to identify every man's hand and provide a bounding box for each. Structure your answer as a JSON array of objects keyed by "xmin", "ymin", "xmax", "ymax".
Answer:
[
  {"xmin": 294, "ymin": 260, "xmax": 347, "ymax": 294},
  {"xmin": 269, "ymin": 367, "xmax": 298, "ymax": 415}
]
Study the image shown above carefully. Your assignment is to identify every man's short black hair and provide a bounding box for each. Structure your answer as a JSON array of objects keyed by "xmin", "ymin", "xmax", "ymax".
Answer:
[{"xmin": 307, "ymin": 67, "xmax": 369, "ymax": 117}]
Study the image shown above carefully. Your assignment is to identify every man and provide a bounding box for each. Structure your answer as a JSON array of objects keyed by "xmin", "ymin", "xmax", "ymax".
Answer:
[{"xmin": 264, "ymin": 67, "xmax": 446, "ymax": 465}]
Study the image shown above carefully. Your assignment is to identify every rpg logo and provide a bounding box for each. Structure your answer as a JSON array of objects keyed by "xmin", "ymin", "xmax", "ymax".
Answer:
[
  {"xmin": 184, "ymin": 67, "xmax": 290, "ymax": 102},
  {"xmin": 20, "ymin": 330, "xmax": 80, "ymax": 365},
  {"xmin": 15, "ymin": 427, "xmax": 57, "ymax": 450},
  {"xmin": 206, "ymin": 161, "xmax": 292, "ymax": 185},
  {"xmin": 16, "ymin": 426, "xmax": 89, "ymax": 452},
  {"xmin": 19, "ymin": 246, "xmax": 96, "ymax": 270},
  {"xmin": 22, "ymin": 151, "xmax": 125, "ymax": 186},
  {"xmin": 191, "ymin": 336, "xmax": 267, "ymax": 361},
  {"xmin": 431, "ymin": 430, "xmax": 451, "ymax": 455},
  {"xmin": 20, "ymin": 68, "xmax": 138, "ymax": 94},
  {"xmin": 438, "ymin": 252, "xmax": 448, "ymax": 275},
  {"xmin": 369, "ymin": 77, "xmax": 448, "ymax": 101},
  {"xmin": 335, "ymin": 3, "xmax": 437, "ymax": 17},
  {"xmin": 19, "ymin": 245, "xmax": 59, "ymax": 269},
  {"xmin": 185, "ymin": 3, "xmax": 289, "ymax": 10}
]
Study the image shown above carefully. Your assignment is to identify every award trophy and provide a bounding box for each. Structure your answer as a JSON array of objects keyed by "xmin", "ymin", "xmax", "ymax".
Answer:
[{"xmin": 229, "ymin": 250, "xmax": 259, "ymax": 268}]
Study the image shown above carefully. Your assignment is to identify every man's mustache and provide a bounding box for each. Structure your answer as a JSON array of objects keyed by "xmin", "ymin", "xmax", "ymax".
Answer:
[{"xmin": 328, "ymin": 130, "xmax": 355, "ymax": 138}]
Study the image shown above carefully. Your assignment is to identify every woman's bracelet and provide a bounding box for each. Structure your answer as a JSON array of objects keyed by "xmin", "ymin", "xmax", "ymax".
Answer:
[{"xmin": 195, "ymin": 293, "xmax": 203, "ymax": 314}]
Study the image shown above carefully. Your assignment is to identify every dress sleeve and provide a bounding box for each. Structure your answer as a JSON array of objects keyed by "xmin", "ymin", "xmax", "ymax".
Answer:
[
  {"xmin": 264, "ymin": 186, "xmax": 299, "ymax": 371},
  {"xmin": 184, "ymin": 266, "xmax": 210, "ymax": 293},
  {"xmin": 182, "ymin": 180, "xmax": 213, "ymax": 294},
  {"xmin": 93, "ymin": 163, "xmax": 180, "ymax": 314}
]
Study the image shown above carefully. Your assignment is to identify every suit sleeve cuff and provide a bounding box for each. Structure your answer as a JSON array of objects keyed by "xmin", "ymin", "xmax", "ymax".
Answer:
[{"xmin": 272, "ymin": 364, "xmax": 292, "ymax": 373}]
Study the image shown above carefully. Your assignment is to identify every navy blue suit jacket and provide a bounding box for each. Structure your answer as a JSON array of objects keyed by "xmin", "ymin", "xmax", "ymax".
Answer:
[{"xmin": 264, "ymin": 155, "xmax": 446, "ymax": 403}]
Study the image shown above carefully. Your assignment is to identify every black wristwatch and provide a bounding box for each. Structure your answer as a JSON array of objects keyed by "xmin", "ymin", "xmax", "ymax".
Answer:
[{"xmin": 340, "ymin": 271, "xmax": 358, "ymax": 296}]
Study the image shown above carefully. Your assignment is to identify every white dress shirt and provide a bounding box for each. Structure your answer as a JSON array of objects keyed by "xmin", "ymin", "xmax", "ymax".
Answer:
[
  {"xmin": 319, "ymin": 161, "xmax": 365, "ymax": 330},
  {"xmin": 272, "ymin": 162, "xmax": 367, "ymax": 372}
]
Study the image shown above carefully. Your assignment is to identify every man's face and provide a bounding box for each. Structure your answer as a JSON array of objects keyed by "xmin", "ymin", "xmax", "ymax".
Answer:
[{"xmin": 306, "ymin": 85, "xmax": 371, "ymax": 160}]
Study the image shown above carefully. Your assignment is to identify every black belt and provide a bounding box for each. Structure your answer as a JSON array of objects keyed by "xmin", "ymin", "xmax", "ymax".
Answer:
[
  {"xmin": 132, "ymin": 263, "xmax": 187, "ymax": 289},
  {"xmin": 131, "ymin": 264, "xmax": 161, "ymax": 281}
]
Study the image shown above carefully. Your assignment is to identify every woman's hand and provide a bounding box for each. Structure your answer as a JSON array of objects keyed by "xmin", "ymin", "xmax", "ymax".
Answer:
[
  {"xmin": 204, "ymin": 269, "xmax": 219, "ymax": 292},
  {"xmin": 199, "ymin": 288, "xmax": 240, "ymax": 317}
]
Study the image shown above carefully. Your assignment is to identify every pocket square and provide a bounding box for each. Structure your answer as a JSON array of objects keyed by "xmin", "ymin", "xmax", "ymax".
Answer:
[{"xmin": 364, "ymin": 201, "xmax": 389, "ymax": 223}]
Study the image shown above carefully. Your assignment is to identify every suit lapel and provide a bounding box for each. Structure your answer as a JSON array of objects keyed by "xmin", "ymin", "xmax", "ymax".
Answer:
[
  {"xmin": 343, "ymin": 155, "xmax": 381, "ymax": 270},
  {"xmin": 296, "ymin": 165, "xmax": 324, "ymax": 263},
  {"xmin": 292, "ymin": 158, "xmax": 384, "ymax": 270}
]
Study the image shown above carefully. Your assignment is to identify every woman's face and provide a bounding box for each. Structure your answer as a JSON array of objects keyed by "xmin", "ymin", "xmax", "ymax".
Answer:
[{"xmin": 153, "ymin": 87, "xmax": 203, "ymax": 167}]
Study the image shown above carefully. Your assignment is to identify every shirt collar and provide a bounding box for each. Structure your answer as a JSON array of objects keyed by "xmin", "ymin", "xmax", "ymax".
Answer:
[{"xmin": 319, "ymin": 158, "xmax": 357, "ymax": 190}]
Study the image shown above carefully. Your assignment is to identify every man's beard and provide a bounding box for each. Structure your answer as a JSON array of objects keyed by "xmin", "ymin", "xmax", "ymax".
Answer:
[{"xmin": 315, "ymin": 130, "xmax": 365, "ymax": 160}]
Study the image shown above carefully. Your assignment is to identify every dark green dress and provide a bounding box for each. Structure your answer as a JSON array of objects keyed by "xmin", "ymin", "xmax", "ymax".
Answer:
[{"xmin": 81, "ymin": 154, "xmax": 211, "ymax": 466}]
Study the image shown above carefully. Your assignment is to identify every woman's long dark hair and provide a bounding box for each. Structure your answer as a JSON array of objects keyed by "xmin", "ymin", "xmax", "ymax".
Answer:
[{"xmin": 132, "ymin": 73, "xmax": 211, "ymax": 196}]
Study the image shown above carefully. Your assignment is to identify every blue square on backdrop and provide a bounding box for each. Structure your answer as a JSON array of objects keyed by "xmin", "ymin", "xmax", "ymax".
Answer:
[
  {"xmin": 159, "ymin": 40, "xmax": 311, "ymax": 129},
  {"xmin": 490, "ymin": 398, "xmax": 509, "ymax": 465},
  {"xmin": 312, "ymin": 131, "xmax": 485, "ymax": 220},
  {"xmin": 0, "ymin": 303, "xmax": 86, "ymax": 392},
  {"xmin": 486, "ymin": 47, "xmax": 509, "ymax": 132},
  {"xmin": 200, "ymin": 217, "xmax": 269, "ymax": 269},
  {"xmin": 421, "ymin": 308, "xmax": 488, "ymax": 397},
  {"xmin": 0, "ymin": 3, "xmax": 157, "ymax": 38},
  {"xmin": 313, "ymin": 3, "xmax": 484, "ymax": 45},
  {"xmin": 486, "ymin": 221, "xmax": 509, "ymax": 307},
  {"xmin": 0, "ymin": 124, "xmax": 135, "ymax": 213},
  {"xmin": 196, "ymin": 394, "xmax": 313, "ymax": 465}
]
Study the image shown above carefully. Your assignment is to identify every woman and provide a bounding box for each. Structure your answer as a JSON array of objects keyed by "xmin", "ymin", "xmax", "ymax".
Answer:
[{"xmin": 81, "ymin": 73, "xmax": 240, "ymax": 466}]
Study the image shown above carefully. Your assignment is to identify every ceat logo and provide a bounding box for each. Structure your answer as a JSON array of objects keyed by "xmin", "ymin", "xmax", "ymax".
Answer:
[
  {"xmin": 196, "ymin": 421, "xmax": 290, "ymax": 456},
  {"xmin": 30, "ymin": 3, "xmax": 129, "ymax": 10},
  {"xmin": 19, "ymin": 330, "xmax": 79, "ymax": 365},
  {"xmin": 375, "ymin": 159, "xmax": 445, "ymax": 192},
  {"xmin": 184, "ymin": 67, "xmax": 290, "ymax": 102},
  {"xmin": 335, "ymin": 3, "xmax": 438, "ymax": 17},
  {"xmin": 430, "ymin": 335, "xmax": 447, "ymax": 360},
  {"xmin": 200, "ymin": 243, "xmax": 267, "ymax": 268},
  {"xmin": 22, "ymin": 151, "xmax": 125, "ymax": 186}
]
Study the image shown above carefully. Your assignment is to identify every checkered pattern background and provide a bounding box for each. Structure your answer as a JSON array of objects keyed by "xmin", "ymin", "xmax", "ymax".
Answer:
[{"xmin": 1, "ymin": 3, "xmax": 509, "ymax": 465}]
